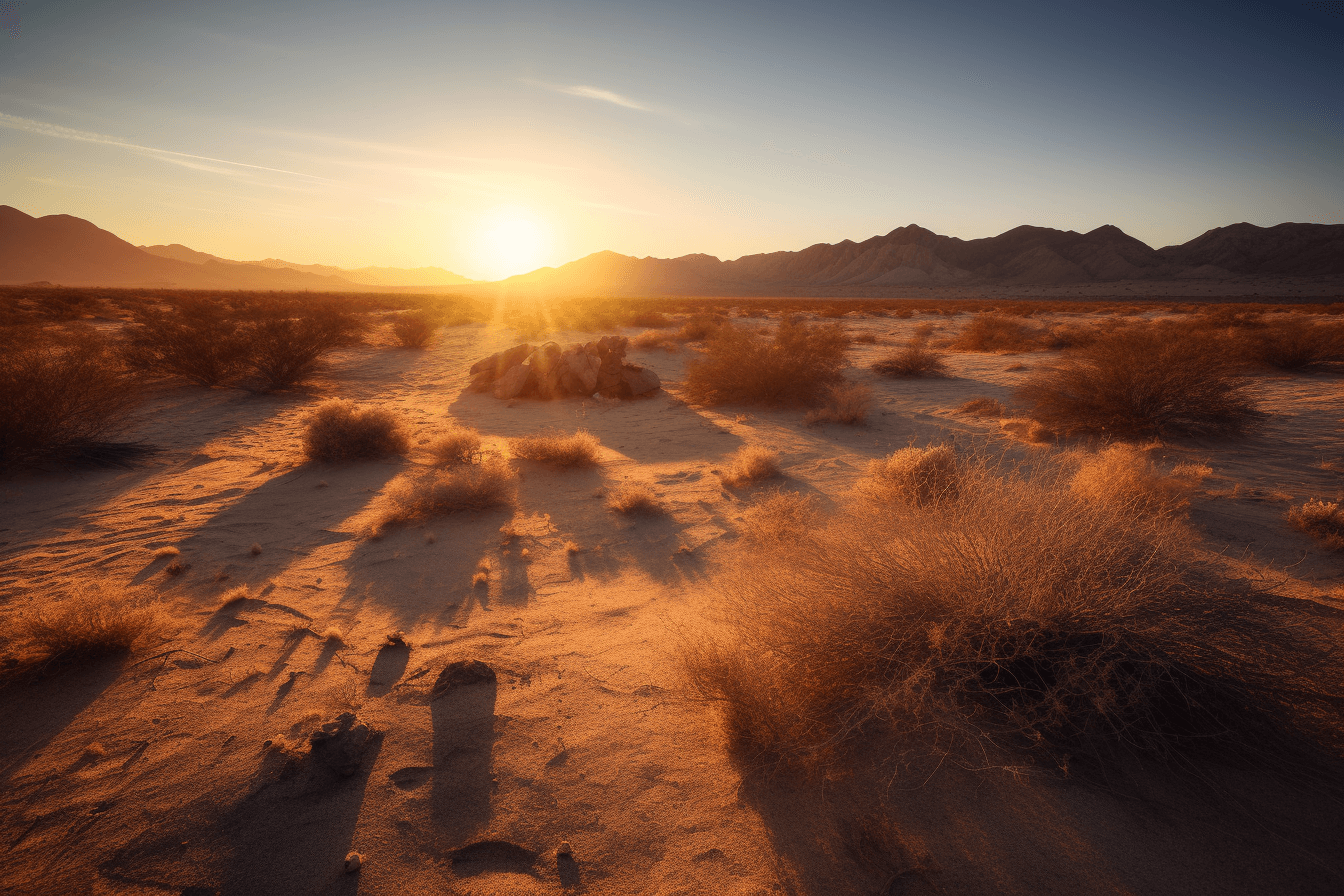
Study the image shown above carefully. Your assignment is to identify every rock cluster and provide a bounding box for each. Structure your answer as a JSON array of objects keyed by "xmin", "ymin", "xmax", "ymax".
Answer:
[{"xmin": 469, "ymin": 337, "xmax": 660, "ymax": 400}]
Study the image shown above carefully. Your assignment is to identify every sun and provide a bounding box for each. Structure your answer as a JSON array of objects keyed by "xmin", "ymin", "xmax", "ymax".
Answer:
[{"xmin": 474, "ymin": 207, "xmax": 551, "ymax": 280}]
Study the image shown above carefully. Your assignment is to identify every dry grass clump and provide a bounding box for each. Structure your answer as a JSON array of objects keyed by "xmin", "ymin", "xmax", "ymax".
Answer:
[
  {"xmin": 0, "ymin": 329, "xmax": 144, "ymax": 470},
  {"xmin": 684, "ymin": 455, "xmax": 1344, "ymax": 772},
  {"xmin": 373, "ymin": 459, "xmax": 517, "ymax": 531},
  {"xmin": 632, "ymin": 330, "xmax": 681, "ymax": 352},
  {"xmin": 804, "ymin": 382, "xmax": 872, "ymax": 426},
  {"xmin": 302, "ymin": 400, "xmax": 410, "ymax": 462},
  {"xmin": 1244, "ymin": 316, "xmax": 1344, "ymax": 370},
  {"xmin": 739, "ymin": 489, "xmax": 818, "ymax": 545},
  {"xmin": 872, "ymin": 338, "xmax": 948, "ymax": 377},
  {"xmin": 720, "ymin": 446, "xmax": 782, "ymax": 488},
  {"xmin": 860, "ymin": 445, "xmax": 958, "ymax": 507},
  {"xmin": 1015, "ymin": 326, "xmax": 1260, "ymax": 438},
  {"xmin": 1285, "ymin": 500, "xmax": 1344, "ymax": 550},
  {"xmin": 676, "ymin": 313, "xmax": 729, "ymax": 342},
  {"xmin": 605, "ymin": 484, "xmax": 665, "ymax": 515},
  {"xmin": 958, "ymin": 397, "xmax": 1005, "ymax": 417},
  {"xmin": 391, "ymin": 310, "xmax": 439, "ymax": 348},
  {"xmin": 684, "ymin": 316, "xmax": 849, "ymax": 407},
  {"xmin": 19, "ymin": 586, "xmax": 164, "ymax": 669},
  {"xmin": 1068, "ymin": 445, "xmax": 1207, "ymax": 516},
  {"xmin": 428, "ymin": 424, "xmax": 483, "ymax": 465},
  {"xmin": 945, "ymin": 313, "xmax": 1042, "ymax": 353},
  {"xmin": 509, "ymin": 429, "xmax": 601, "ymax": 467}
]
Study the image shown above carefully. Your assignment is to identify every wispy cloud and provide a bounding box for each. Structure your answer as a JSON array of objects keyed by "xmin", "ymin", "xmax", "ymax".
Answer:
[
  {"xmin": 524, "ymin": 80, "xmax": 648, "ymax": 111},
  {"xmin": 0, "ymin": 111, "xmax": 329, "ymax": 181}
]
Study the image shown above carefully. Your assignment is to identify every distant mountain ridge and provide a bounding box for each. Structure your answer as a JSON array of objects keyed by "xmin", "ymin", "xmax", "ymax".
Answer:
[{"xmin": 2, "ymin": 204, "xmax": 1340, "ymax": 294}]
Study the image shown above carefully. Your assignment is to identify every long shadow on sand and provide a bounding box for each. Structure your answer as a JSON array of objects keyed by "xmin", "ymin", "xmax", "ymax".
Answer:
[{"xmin": 431, "ymin": 674, "xmax": 499, "ymax": 847}]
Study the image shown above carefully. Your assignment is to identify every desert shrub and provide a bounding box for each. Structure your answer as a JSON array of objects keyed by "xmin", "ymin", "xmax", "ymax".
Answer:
[
  {"xmin": 391, "ymin": 310, "xmax": 439, "ymax": 348},
  {"xmin": 632, "ymin": 330, "xmax": 680, "ymax": 352},
  {"xmin": 872, "ymin": 338, "xmax": 948, "ymax": 377},
  {"xmin": 239, "ymin": 302, "xmax": 365, "ymax": 391},
  {"xmin": 509, "ymin": 429, "xmax": 601, "ymax": 467},
  {"xmin": 428, "ymin": 424, "xmax": 483, "ymax": 465},
  {"xmin": 122, "ymin": 300, "xmax": 249, "ymax": 386},
  {"xmin": 739, "ymin": 489, "xmax": 818, "ymax": 545},
  {"xmin": 0, "ymin": 329, "xmax": 143, "ymax": 470},
  {"xmin": 20, "ymin": 586, "xmax": 164, "ymax": 668},
  {"xmin": 677, "ymin": 313, "xmax": 729, "ymax": 342},
  {"xmin": 1015, "ymin": 327, "xmax": 1260, "ymax": 438},
  {"xmin": 945, "ymin": 313, "xmax": 1042, "ymax": 353},
  {"xmin": 606, "ymin": 484, "xmax": 664, "ymax": 515},
  {"xmin": 1040, "ymin": 321, "xmax": 1109, "ymax": 351},
  {"xmin": 804, "ymin": 382, "xmax": 872, "ymax": 426},
  {"xmin": 860, "ymin": 445, "xmax": 958, "ymax": 507},
  {"xmin": 720, "ymin": 446, "xmax": 782, "ymax": 488},
  {"xmin": 1068, "ymin": 444, "xmax": 1207, "ymax": 516},
  {"xmin": 1244, "ymin": 317, "xmax": 1344, "ymax": 370},
  {"xmin": 958, "ymin": 397, "xmax": 1005, "ymax": 417},
  {"xmin": 1286, "ymin": 500, "xmax": 1344, "ymax": 550},
  {"xmin": 684, "ymin": 455, "xmax": 1343, "ymax": 771},
  {"xmin": 684, "ymin": 317, "xmax": 849, "ymax": 407},
  {"xmin": 302, "ymin": 400, "xmax": 410, "ymax": 462},
  {"xmin": 374, "ymin": 459, "xmax": 517, "ymax": 531}
]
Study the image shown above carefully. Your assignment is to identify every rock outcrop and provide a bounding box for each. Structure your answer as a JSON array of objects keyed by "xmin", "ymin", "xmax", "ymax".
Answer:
[{"xmin": 469, "ymin": 336, "xmax": 660, "ymax": 400}]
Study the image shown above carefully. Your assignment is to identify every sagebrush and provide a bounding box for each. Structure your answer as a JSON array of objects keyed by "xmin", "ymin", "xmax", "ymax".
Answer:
[{"xmin": 302, "ymin": 400, "xmax": 410, "ymax": 462}]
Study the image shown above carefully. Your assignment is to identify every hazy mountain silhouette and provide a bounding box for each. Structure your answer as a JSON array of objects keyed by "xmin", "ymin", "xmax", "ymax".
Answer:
[{"xmin": 3, "ymin": 205, "xmax": 1339, "ymax": 293}]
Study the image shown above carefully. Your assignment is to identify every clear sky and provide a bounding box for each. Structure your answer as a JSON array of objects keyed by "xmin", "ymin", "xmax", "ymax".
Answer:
[{"xmin": 2, "ymin": 0, "xmax": 1341, "ymax": 280}]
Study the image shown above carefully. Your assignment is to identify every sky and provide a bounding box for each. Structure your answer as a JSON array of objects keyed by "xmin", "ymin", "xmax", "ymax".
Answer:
[{"xmin": 1, "ymin": 0, "xmax": 1341, "ymax": 280}]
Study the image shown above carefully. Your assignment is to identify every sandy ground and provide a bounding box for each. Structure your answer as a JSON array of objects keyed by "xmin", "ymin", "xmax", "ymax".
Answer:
[{"xmin": 2, "ymin": 311, "xmax": 1343, "ymax": 895}]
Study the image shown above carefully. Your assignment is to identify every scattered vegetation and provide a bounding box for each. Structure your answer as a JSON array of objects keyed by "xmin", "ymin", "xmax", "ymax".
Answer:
[
  {"xmin": 428, "ymin": 424, "xmax": 483, "ymax": 465},
  {"xmin": 18, "ymin": 586, "xmax": 164, "ymax": 670},
  {"xmin": 739, "ymin": 489, "xmax": 818, "ymax": 545},
  {"xmin": 632, "ymin": 329, "xmax": 681, "ymax": 351},
  {"xmin": 123, "ymin": 300, "xmax": 249, "ymax": 386},
  {"xmin": 373, "ymin": 459, "xmax": 518, "ymax": 532},
  {"xmin": 684, "ymin": 453, "xmax": 1344, "ymax": 773},
  {"xmin": 606, "ymin": 484, "xmax": 665, "ymax": 515},
  {"xmin": 804, "ymin": 382, "xmax": 872, "ymax": 426},
  {"xmin": 302, "ymin": 400, "xmax": 410, "ymax": 463},
  {"xmin": 676, "ymin": 313, "xmax": 730, "ymax": 342},
  {"xmin": 945, "ymin": 313, "xmax": 1042, "ymax": 353},
  {"xmin": 1068, "ymin": 445, "xmax": 1208, "ymax": 516},
  {"xmin": 509, "ymin": 429, "xmax": 601, "ymax": 467},
  {"xmin": 239, "ymin": 301, "xmax": 366, "ymax": 391},
  {"xmin": 860, "ymin": 445, "xmax": 959, "ymax": 507},
  {"xmin": 958, "ymin": 397, "xmax": 1005, "ymax": 417},
  {"xmin": 873, "ymin": 337, "xmax": 949, "ymax": 377},
  {"xmin": 1286, "ymin": 500, "xmax": 1344, "ymax": 550},
  {"xmin": 1015, "ymin": 327, "xmax": 1261, "ymax": 438},
  {"xmin": 720, "ymin": 446, "xmax": 782, "ymax": 488},
  {"xmin": 684, "ymin": 317, "xmax": 849, "ymax": 406},
  {"xmin": 1243, "ymin": 316, "xmax": 1344, "ymax": 370},
  {"xmin": 391, "ymin": 309, "xmax": 439, "ymax": 348},
  {"xmin": 0, "ymin": 329, "xmax": 143, "ymax": 470}
]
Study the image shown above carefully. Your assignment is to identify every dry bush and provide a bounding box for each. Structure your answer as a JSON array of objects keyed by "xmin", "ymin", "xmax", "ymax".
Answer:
[
  {"xmin": 1244, "ymin": 316, "xmax": 1344, "ymax": 370},
  {"xmin": 632, "ymin": 330, "xmax": 681, "ymax": 352},
  {"xmin": 0, "ymin": 329, "xmax": 144, "ymax": 470},
  {"xmin": 999, "ymin": 417, "xmax": 1055, "ymax": 444},
  {"xmin": 428, "ymin": 424, "xmax": 483, "ymax": 465},
  {"xmin": 684, "ymin": 455, "xmax": 1344, "ymax": 772},
  {"xmin": 860, "ymin": 445, "xmax": 959, "ymax": 507},
  {"xmin": 302, "ymin": 400, "xmax": 410, "ymax": 462},
  {"xmin": 676, "ymin": 313, "xmax": 729, "ymax": 342},
  {"xmin": 945, "ymin": 313, "xmax": 1042, "ymax": 353},
  {"xmin": 958, "ymin": 397, "xmax": 1005, "ymax": 417},
  {"xmin": 374, "ymin": 459, "xmax": 517, "ymax": 531},
  {"xmin": 684, "ymin": 317, "xmax": 849, "ymax": 407},
  {"xmin": 509, "ymin": 429, "xmax": 601, "ymax": 467},
  {"xmin": 739, "ymin": 489, "xmax": 818, "ymax": 544},
  {"xmin": 391, "ymin": 310, "xmax": 439, "ymax": 348},
  {"xmin": 606, "ymin": 484, "xmax": 665, "ymax": 515},
  {"xmin": 1015, "ymin": 326, "xmax": 1260, "ymax": 438},
  {"xmin": 123, "ymin": 300, "xmax": 249, "ymax": 386},
  {"xmin": 1286, "ymin": 500, "xmax": 1344, "ymax": 551},
  {"xmin": 804, "ymin": 382, "xmax": 872, "ymax": 426},
  {"xmin": 239, "ymin": 302, "xmax": 365, "ymax": 391},
  {"xmin": 19, "ymin": 586, "xmax": 164, "ymax": 669},
  {"xmin": 872, "ymin": 338, "xmax": 948, "ymax": 377},
  {"xmin": 721, "ymin": 446, "xmax": 782, "ymax": 488},
  {"xmin": 1068, "ymin": 445, "xmax": 1207, "ymax": 516}
]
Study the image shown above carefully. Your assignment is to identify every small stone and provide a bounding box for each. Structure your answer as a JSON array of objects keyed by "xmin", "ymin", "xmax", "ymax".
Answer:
[
  {"xmin": 344, "ymin": 852, "xmax": 363, "ymax": 873},
  {"xmin": 558, "ymin": 840, "xmax": 573, "ymax": 857},
  {"xmin": 431, "ymin": 660, "xmax": 497, "ymax": 699}
]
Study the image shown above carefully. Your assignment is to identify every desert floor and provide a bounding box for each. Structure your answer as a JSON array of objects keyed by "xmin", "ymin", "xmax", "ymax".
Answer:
[{"xmin": 2, "ymin": 309, "xmax": 1343, "ymax": 896}]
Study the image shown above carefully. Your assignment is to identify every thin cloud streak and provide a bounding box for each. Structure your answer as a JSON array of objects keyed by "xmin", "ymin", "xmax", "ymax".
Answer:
[
  {"xmin": 525, "ymin": 80, "xmax": 647, "ymax": 111},
  {"xmin": 0, "ymin": 112, "xmax": 329, "ymax": 181}
]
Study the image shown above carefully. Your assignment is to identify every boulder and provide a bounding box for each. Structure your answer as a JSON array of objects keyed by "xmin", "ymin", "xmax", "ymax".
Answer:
[
  {"xmin": 470, "ymin": 343, "xmax": 533, "ymax": 378},
  {"xmin": 468, "ymin": 369, "xmax": 496, "ymax": 393},
  {"xmin": 432, "ymin": 659, "xmax": 497, "ymax": 698},
  {"xmin": 620, "ymin": 364, "xmax": 661, "ymax": 396},
  {"xmin": 493, "ymin": 363, "xmax": 534, "ymax": 400},
  {"xmin": 560, "ymin": 349, "xmax": 601, "ymax": 395}
]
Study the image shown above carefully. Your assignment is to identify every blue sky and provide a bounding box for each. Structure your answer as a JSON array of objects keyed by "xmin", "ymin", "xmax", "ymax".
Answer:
[{"xmin": 2, "ymin": 0, "xmax": 1340, "ymax": 278}]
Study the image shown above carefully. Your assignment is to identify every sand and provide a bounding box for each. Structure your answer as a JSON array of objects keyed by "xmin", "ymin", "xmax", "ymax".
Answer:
[{"xmin": 2, "ymin": 310, "xmax": 1343, "ymax": 895}]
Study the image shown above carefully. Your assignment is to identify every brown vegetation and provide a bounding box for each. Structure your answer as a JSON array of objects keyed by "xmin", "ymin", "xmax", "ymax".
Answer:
[
  {"xmin": 509, "ymin": 429, "xmax": 601, "ymax": 467},
  {"xmin": 958, "ymin": 397, "xmax": 1005, "ymax": 417},
  {"xmin": 1068, "ymin": 445, "xmax": 1208, "ymax": 516},
  {"xmin": 301, "ymin": 400, "xmax": 410, "ymax": 463},
  {"xmin": 1016, "ymin": 326, "xmax": 1260, "ymax": 438},
  {"xmin": 804, "ymin": 382, "xmax": 872, "ymax": 426},
  {"xmin": 684, "ymin": 317, "xmax": 849, "ymax": 406},
  {"xmin": 391, "ymin": 309, "xmax": 439, "ymax": 348},
  {"xmin": 873, "ymin": 338, "xmax": 948, "ymax": 377},
  {"xmin": 374, "ymin": 459, "xmax": 518, "ymax": 531},
  {"xmin": 1286, "ymin": 500, "xmax": 1344, "ymax": 550},
  {"xmin": 720, "ymin": 446, "xmax": 782, "ymax": 488},
  {"xmin": 738, "ymin": 489, "xmax": 818, "ymax": 545},
  {"xmin": 18, "ymin": 586, "xmax": 164, "ymax": 670},
  {"xmin": 1244, "ymin": 316, "xmax": 1344, "ymax": 370},
  {"xmin": 606, "ymin": 484, "xmax": 665, "ymax": 515},
  {"xmin": 428, "ymin": 424, "xmax": 483, "ymax": 465},
  {"xmin": 860, "ymin": 445, "xmax": 959, "ymax": 507}
]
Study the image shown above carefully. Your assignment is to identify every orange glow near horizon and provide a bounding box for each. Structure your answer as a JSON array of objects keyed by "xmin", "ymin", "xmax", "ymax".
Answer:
[{"xmin": 471, "ymin": 206, "xmax": 553, "ymax": 281}]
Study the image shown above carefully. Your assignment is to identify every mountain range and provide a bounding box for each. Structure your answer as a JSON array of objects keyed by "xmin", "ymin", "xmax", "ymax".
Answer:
[{"xmin": 2, "ymin": 204, "xmax": 1341, "ymax": 295}]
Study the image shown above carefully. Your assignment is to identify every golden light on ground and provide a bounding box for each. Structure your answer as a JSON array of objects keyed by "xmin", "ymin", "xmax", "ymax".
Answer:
[{"xmin": 472, "ymin": 206, "xmax": 552, "ymax": 281}]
